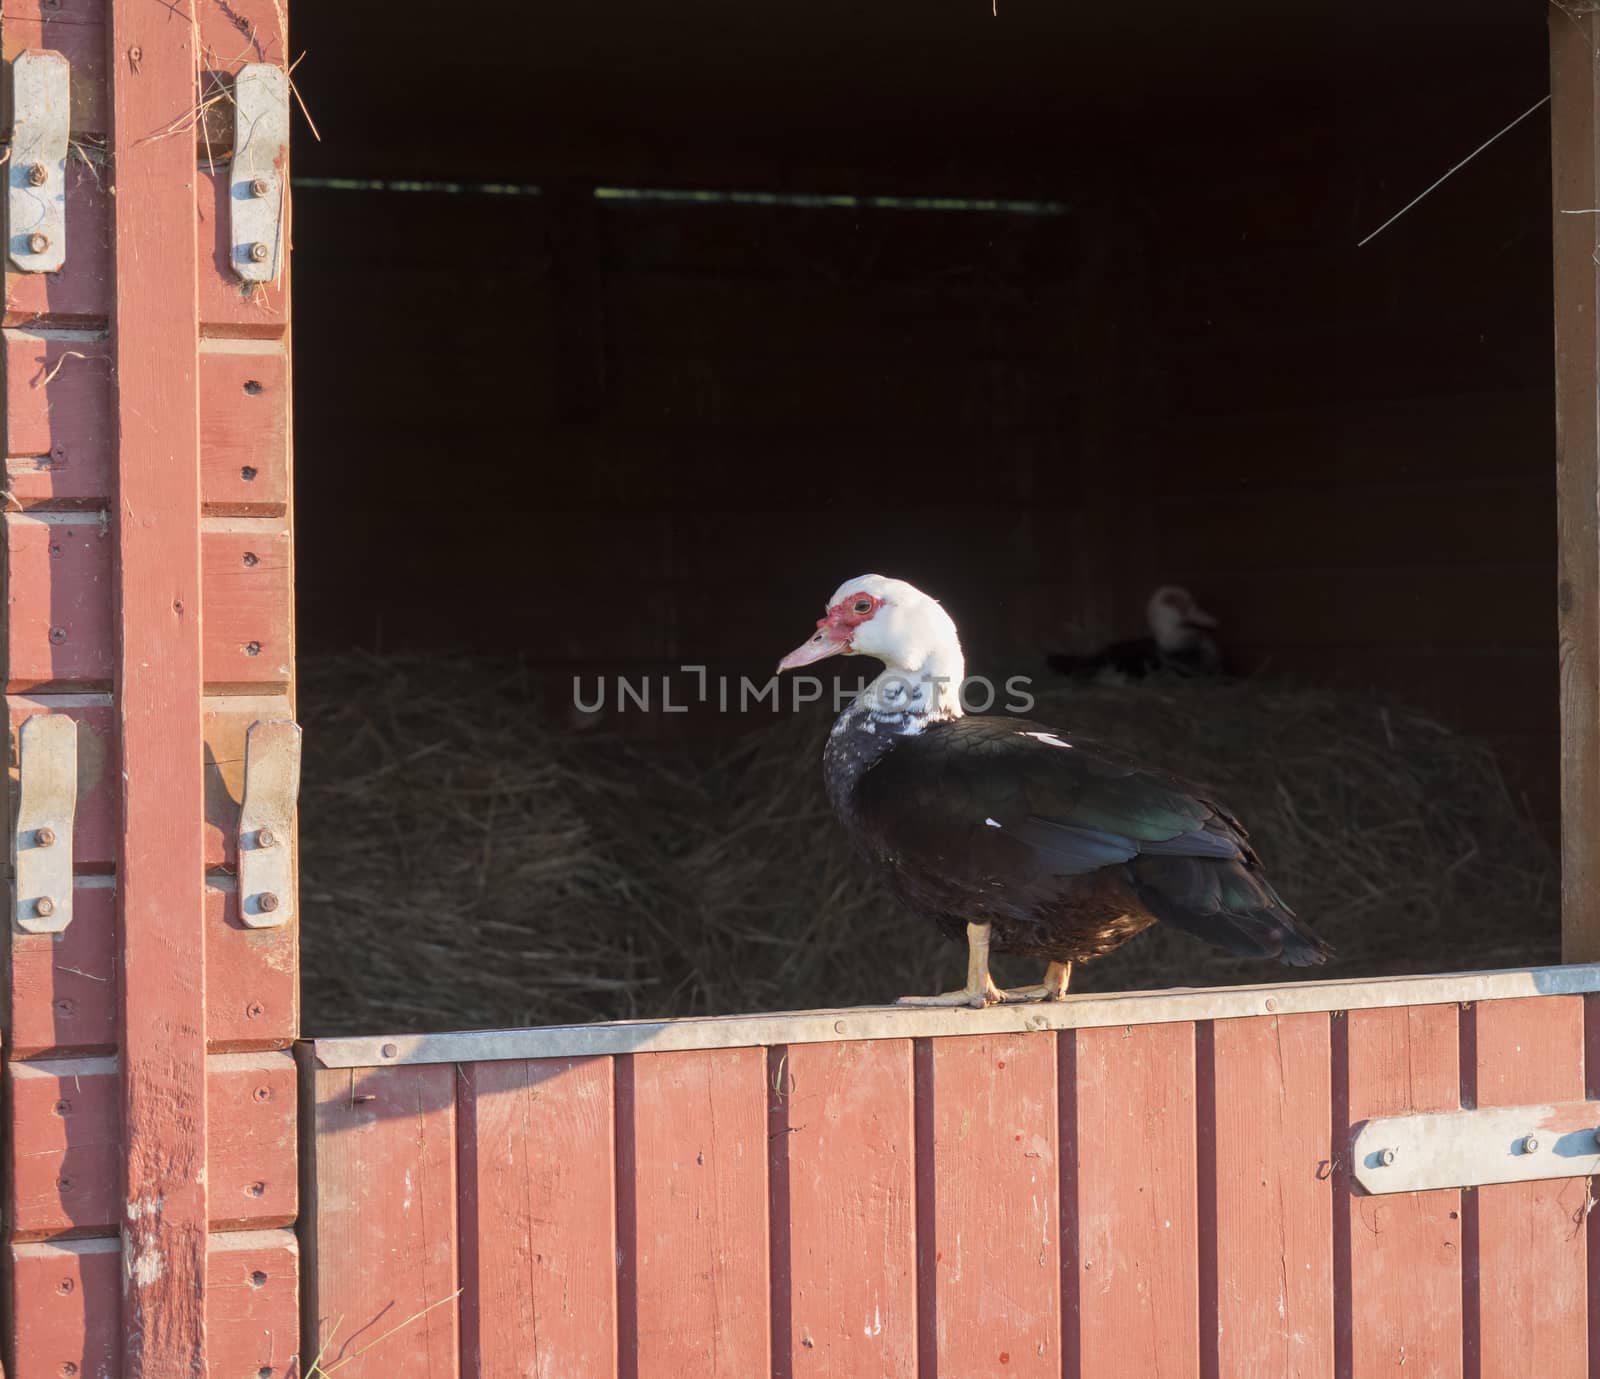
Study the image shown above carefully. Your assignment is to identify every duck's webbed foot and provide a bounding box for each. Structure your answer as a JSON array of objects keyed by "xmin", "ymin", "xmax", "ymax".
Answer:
[
  {"xmin": 896, "ymin": 923, "xmax": 1002, "ymax": 1009},
  {"xmin": 995, "ymin": 960, "xmax": 1074, "ymax": 1004}
]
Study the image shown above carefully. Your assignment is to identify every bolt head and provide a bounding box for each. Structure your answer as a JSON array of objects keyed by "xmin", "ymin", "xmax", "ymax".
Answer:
[
  {"xmin": 380, "ymin": 1042, "xmax": 399, "ymax": 1059},
  {"xmin": 249, "ymin": 177, "xmax": 271, "ymax": 198},
  {"xmin": 249, "ymin": 241, "xmax": 270, "ymax": 263},
  {"xmin": 1379, "ymin": 1147, "xmax": 1396, "ymax": 1167},
  {"xmin": 256, "ymin": 827, "xmax": 277, "ymax": 849},
  {"xmin": 1521, "ymin": 1135, "xmax": 1540, "ymax": 1154},
  {"xmin": 34, "ymin": 896, "xmax": 55, "ymax": 918},
  {"xmin": 257, "ymin": 891, "xmax": 280, "ymax": 913},
  {"xmin": 35, "ymin": 826, "xmax": 56, "ymax": 847},
  {"xmin": 27, "ymin": 231, "xmax": 48, "ymax": 255},
  {"xmin": 26, "ymin": 162, "xmax": 47, "ymax": 187}
]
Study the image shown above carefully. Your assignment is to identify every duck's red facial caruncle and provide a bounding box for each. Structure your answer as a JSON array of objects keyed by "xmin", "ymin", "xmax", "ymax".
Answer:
[{"xmin": 777, "ymin": 590, "xmax": 884, "ymax": 671}]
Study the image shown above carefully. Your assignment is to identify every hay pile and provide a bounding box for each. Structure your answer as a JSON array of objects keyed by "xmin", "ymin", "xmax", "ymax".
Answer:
[{"xmin": 298, "ymin": 654, "xmax": 1557, "ymax": 1036}]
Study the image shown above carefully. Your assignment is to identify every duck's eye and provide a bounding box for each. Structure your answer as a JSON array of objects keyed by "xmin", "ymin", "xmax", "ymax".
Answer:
[{"xmin": 853, "ymin": 598, "xmax": 874, "ymax": 615}]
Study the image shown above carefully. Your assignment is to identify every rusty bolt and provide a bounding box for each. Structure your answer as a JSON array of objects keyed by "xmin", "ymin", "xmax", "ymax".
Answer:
[
  {"xmin": 26, "ymin": 162, "xmax": 47, "ymax": 187},
  {"xmin": 249, "ymin": 177, "xmax": 270, "ymax": 198},
  {"xmin": 36, "ymin": 826, "xmax": 56, "ymax": 847},
  {"xmin": 257, "ymin": 891, "xmax": 279, "ymax": 913},
  {"xmin": 34, "ymin": 896, "xmax": 55, "ymax": 918},
  {"xmin": 249, "ymin": 241, "xmax": 270, "ymax": 263},
  {"xmin": 1521, "ymin": 1135, "xmax": 1540, "ymax": 1154},
  {"xmin": 256, "ymin": 827, "xmax": 277, "ymax": 849},
  {"xmin": 1379, "ymin": 1147, "xmax": 1396, "ymax": 1167},
  {"xmin": 245, "ymin": 1000, "xmax": 265, "ymax": 1020},
  {"xmin": 380, "ymin": 1042, "xmax": 399, "ymax": 1059},
  {"xmin": 48, "ymin": 626, "xmax": 66, "ymax": 644},
  {"xmin": 27, "ymin": 232, "xmax": 49, "ymax": 255}
]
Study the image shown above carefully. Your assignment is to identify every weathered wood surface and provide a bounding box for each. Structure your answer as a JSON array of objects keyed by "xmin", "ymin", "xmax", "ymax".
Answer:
[
  {"xmin": 1207, "ymin": 1013, "xmax": 1333, "ymax": 1379},
  {"xmin": 458, "ymin": 1056, "xmax": 619, "ymax": 1379},
  {"xmin": 1553, "ymin": 1, "xmax": 1600, "ymax": 959},
  {"xmin": 306, "ymin": 994, "xmax": 1600, "ymax": 1374},
  {"xmin": 1339, "ymin": 1003, "xmax": 1464, "ymax": 1378},
  {"xmin": 771, "ymin": 1039, "xmax": 916, "ymax": 1377},
  {"xmin": 109, "ymin": 0, "xmax": 210, "ymax": 1367}
]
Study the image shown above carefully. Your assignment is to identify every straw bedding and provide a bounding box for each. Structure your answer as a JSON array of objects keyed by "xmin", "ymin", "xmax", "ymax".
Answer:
[{"xmin": 298, "ymin": 654, "xmax": 1556, "ymax": 1036}]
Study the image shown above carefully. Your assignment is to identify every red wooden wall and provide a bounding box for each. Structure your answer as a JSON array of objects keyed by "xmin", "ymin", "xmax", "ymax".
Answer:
[
  {"xmin": 2, "ymin": 2, "xmax": 299, "ymax": 1372},
  {"xmin": 304, "ymin": 983, "xmax": 1600, "ymax": 1377}
]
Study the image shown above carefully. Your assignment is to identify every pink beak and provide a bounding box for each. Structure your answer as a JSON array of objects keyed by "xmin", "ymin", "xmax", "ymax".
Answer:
[{"xmin": 778, "ymin": 624, "xmax": 851, "ymax": 673}]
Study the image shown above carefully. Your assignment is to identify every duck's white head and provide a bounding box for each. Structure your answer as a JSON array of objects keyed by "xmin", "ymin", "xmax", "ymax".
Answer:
[
  {"xmin": 1146, "ymin": 585, "xmax": 1219, "ymax": 652},
  {"xmin": 777, "ymin": 574, "xmax": 965, "ymax": 721}
]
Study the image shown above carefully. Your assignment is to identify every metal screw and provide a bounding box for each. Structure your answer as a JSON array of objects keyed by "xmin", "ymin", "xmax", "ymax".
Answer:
[
  {"xmin": 52, "ymin": 1099, "xmax": 70, "ymax": 1115},
  {"xmin": 36, "ymin": 826, "xmax": 56, "ymax": 847},
  {"xmin": 27, "ymin": 231, "xmax": 48, "ymax": 254},
  {"xmin": 246, "ymin": 1181, "xmax": 265, "ymax": 1197},
  {"xmin": 34, "ymin": 896, "xmax": 55, "ymax": 918},
  {"xmin": 240, "ymin": 466, "xmax": 258, "ymax": 482},
  {"xmin": 1264, "ymin": 997, "xmax": 1278, "ymax": 1012},
  {"xmin": 1521, "ymin": 1135, "xmax": 1540, "ymax": 1154},
  {"xmin": 26, "ymin": 161, "xmax": 47, "ymax": 187},
  {"xmin": 253, "ymin": 1084, "xmax": 272, "ymax": 1102},
  {"xmin": 249, "ymin": 1270, "xmax": 268, "ymax": 1288},
  {"xmin": 256, "ymin": 827, "xmax": 276, "ymax": 849},
  {"xmin": 257, "ymin": 891, "xmax": 279, "ymax": 913},
  {"xmin": 1379, "ymin": 1148, "xmax": 1396, "ymax": 1167},
  {"xmin": 249, "ymin": 241, "xmax": 270, "ymax": 263},
  {"xmin": 48, "ymin": 625, "xmax": 66, "ymax": 644},
  {"xmin": 242, "ymin": 550, "xmax": 259, "ymax": 567},
  {"xmin": 249, "ymin": 177, "xmax": 270, "ymax": 198},
  {"xmin": 245, "ymin": 1000, "xmax": 265, "ymax": 1020},
  {"xmin": 380, "ymin": 1042, "xmax": 399, "ymax": 1059},
  {"xmin": 244, "ymin": 640, "xmax": 262, "ymax": 656},
  {"xmin": 56, "ymin": 1278, "xmax": 73, "ymax": 1295}
]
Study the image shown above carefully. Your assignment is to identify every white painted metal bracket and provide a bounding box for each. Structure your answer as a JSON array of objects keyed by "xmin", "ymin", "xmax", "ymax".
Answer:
[
  {"xmin": 8, "ymin": 49, "xmax": 70, "ymax": 274},
  {"xmin": 1352, "ymin": 1100, "xmax": 1600, "ymax": 1194},
  {"xmin": 12, "ymin": 714, "xmax": 76, "ymax": 933},
  {"xmin": 229, "ymin": 63, "xmax": 289, "ymax": 283},
  {"xmin": 237, "ymin": 719, "xmax": 301, "ymax": 928}
]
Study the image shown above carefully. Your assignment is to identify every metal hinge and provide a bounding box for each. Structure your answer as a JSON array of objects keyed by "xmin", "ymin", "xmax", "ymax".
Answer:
[
  {"xmin": 12, "ymin": 714, "xmax": 77, "ymax": 933},
  {"xmin": 1352, "ymin": 1100, "xmax": 1600, "ymax": 1194},
  {"xmin": 236, "ymin": 719, "xmax": 301, "ymax": 928},
  {"xmin": 229, "ymin": 63, "xmax": 288, "ymax": 283},
  {"xmin": 8, "ymin": 49, "xmax": 69, "ymax": 274}
]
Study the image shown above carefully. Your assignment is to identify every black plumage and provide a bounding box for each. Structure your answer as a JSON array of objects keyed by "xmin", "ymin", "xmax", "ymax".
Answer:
[{"xmin": 825, "ymin": 712, "xmax": 1330, "ymax": 979}]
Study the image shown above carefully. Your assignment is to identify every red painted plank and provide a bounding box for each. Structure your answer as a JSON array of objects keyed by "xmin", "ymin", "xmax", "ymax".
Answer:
[
  {"xmin": 622, "ymin": 1047, "xmax": 770, "ymax": 1377},
  {"xmin": 1208, "ymin": 1014, "xmax": 1333, "ymax": 1379},
  {"xmin": 772, "ymin": 1039, "xmax": 915, "ymax": 1376},
  {"xmin": 1340, "ymin": 1003, "xmax": 1463, "ymax": 1379},
  {"xmin": 109, "ymin": 0, "xmax": 210, "ymax": 1363},
  {"xmin": 5, "ymin": 1055, "xmax": 116, "ymax": 1239},
  {"xmin": 7, "ymin": 878, "xmax": 116, "ymax": 1055},
  {"xmin": 201, "ymin": 523, "xmax": 292, "ymax": 686},
  {"xmin": 309, "ymin": 1062, "xmax": 460, "ymax": 1377},
  {"xmin": 4, "ymin": 513, "xmax": 114, "ymax": 689},
  {"xmin": 0, "ymin": 0, "xmax": 107, "ymax": 132},
  {"xmin": 208, "ymin": 1229, "xmax": 300, "ymax": 1379},
  {"xmin": 8, "ymin": 1053, "xmax": 295, "ymax": 1237},
  {"xmin": 6, "ymin": 696, "xmax": 117, "ymax": 866},
  {"xmin": 3, "ymin": 329, "xmax": 114, "ymax": 488},
  {"xmin": 923, "ymin": 1031, "xmax": 1059, "ymax": 1377},
  {"xmin": 10, "ymin": 1237, "xmax": 119, "ymax": 1379},
  {"xmin": 2, "ymin": 159, "xmax": 112, "ymax": 327},
  {"xmin": 1470, "ymin": 996, "xmax": 1588, "ymax": 1379},
  {"xmin": 200, "ymin": 346, "xmax": 289, "ymax": 513},
  {"xmin": 1066, "ymin": 1022, "xmax": 1198, "ymax": 1378},
  {"xmin": 206, "ymin": 882, "xmax": 297, "ymax": 1051},
  {"xmin": 458, "ymin": 1057, "xmax": 618, "ymax": 1379}
]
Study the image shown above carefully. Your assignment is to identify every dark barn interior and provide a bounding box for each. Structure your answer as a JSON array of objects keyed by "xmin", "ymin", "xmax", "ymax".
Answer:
[{"xmin": 284, "ymin": 1, "xmax": 1560, "ymax": 1032}]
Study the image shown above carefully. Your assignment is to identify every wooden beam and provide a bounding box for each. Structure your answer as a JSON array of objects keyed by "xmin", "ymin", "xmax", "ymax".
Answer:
[
  {"xmin": 108, "ymin": 0, "xmax": 208, "ymax": 1368},
  {"xmin": 1552, "ymin": 8, "xmax": 1600, "ymax": 962}
]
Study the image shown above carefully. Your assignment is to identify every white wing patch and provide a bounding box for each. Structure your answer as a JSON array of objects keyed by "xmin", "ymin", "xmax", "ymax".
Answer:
[
  {"xmin": 1021, "ymin": 730, "xmax": 1073, "ymax": 750},
  {"xmin": 984, "ymin": 817, "xmax": 1003, "ymax": 829}
]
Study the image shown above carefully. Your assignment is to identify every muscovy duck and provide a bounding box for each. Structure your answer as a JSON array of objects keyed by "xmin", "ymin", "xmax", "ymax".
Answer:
[
  {"xmin": 1048, "ymin": 584, "xmax": 1225, "ymax": 680},
  {"xmin": 778, "ymin": 575, "xmax": 1329, "ymax": 1007}
]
